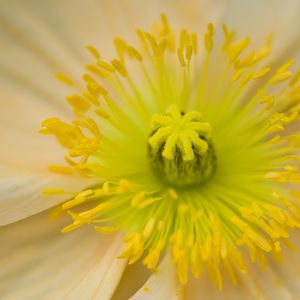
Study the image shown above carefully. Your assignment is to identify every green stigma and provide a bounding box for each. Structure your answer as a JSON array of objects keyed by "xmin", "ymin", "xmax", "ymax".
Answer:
[{"xmin": 148, "ymin": 105, "xmax": 216, "ymax": 187}]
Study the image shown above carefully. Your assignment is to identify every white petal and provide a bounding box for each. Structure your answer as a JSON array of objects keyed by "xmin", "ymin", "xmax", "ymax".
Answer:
[
  {"xmin": 0, "ymin": 210, "xmax": 126, "ymax": 300},
  {"xmin": 0, "ymin": 170, "xmax": 97, "ymax": 226},
  {"xmin": 67, "ymin": 235, "xmax": 127, "ymax": 300},
  {"xmin": 129, "ymin": 255, "xmax": 180, "ymax": 300}
]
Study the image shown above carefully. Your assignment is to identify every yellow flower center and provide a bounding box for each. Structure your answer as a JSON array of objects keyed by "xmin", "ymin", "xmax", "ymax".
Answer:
[
  {"xmin": 148, "ymin": 105, "xmax": 216, "ymax": 187},
  {"xmin": 41, "ymin": 14, "xmax": 300, "ymax": 289}
]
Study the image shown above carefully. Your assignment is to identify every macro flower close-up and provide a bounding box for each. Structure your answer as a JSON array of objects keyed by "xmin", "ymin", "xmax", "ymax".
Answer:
[{"xmin": 1, "ymin": 1, "xmax": 300, "ymax": 299}]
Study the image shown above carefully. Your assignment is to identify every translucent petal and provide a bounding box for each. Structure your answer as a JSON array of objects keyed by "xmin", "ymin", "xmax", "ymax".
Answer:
[{"xmin": 0, "ymin": 210, "xmax": 126, "ymax": 299}]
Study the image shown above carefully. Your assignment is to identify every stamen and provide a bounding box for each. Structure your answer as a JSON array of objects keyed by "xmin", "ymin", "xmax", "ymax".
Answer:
[{"xmin": 54, "ymin": 73, "xmax": 74, "ymax": 86}]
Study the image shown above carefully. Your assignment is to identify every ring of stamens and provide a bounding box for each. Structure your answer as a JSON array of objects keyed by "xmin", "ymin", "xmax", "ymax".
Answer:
[{"xmin": 41, "ymin": 14, "xmax": 300, "ymax": 289}]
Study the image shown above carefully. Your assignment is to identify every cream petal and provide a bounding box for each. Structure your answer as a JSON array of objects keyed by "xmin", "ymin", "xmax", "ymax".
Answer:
[
  {"xmin": 0, "ymin": 170, "xmax": 97, "ymax": 226},
  {"xmin": 0, "ymin": 2, "xmax": 80, "ymax": 170},
  {"xmin": 129, "ymin": 255, "xmax": 180, "ymax": 300},
  {"xmin": 0, "ymin": 210, "xmax": 126, "ymax": 300},
  {"xmin": 0, "ymin": 85, "xmax": 70, "ymax": 171},
  {"xmin": 60, "ymin": 235, "xmax": 127, "ymax": 300}
]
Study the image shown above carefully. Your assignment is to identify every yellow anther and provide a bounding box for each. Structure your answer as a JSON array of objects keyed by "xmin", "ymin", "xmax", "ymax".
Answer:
[
  {"xmin": 61, "ymin": 222, "xmax": 84, "ymax": 233},
  {"xmin": 207, "ymin": 263, "xmax": 223, "ymax": 290},
  {"xmin": 86, "ymin": 64, "xmax": 107, "ymax": 78},
  {"xmin": 160, "ymin": 13, "xmax": 169, "ymax": 35},
  {"xmin": 274, "ymin": 241, "xmax": 281, "ymax": 252},
  {"xmin": 228, "ymin": 38, "xmax": 250, "ymax": 62},
  {"xmin": 48, "ymin": 165, "xmax": 74, "ymax": 174},
  {"xmin": 127, "ymin": 46, "xmax": 143, "ymax": 61},
  {"xmin": 252, "ymin": 67, "xmax": 271, "ymax": 79},
  {"xmin": 96, "ymin": 60, "xmax": 116, "ymax": 73},
  {"xmin": 177, "ymin": 255, "xmax": 189, "ymax": 285},
  {"xmin": 235, "ymin": 51, "xmax": 255, "ymax": 68},
  {"xmin": 260, "ymin": 95, "xmax": 274, "ymax": 104},
  {"xmin": 191, "ymin": 245, "xmax": 202, "ymax": 278},
  {"xmin": 289, "ymin": 69, "xmax": 300, "ymax": 86},
  {"xmin": 270, "ymin": 71, "xmax": 292, "ymax": 84},
  {"xmin": 270, "ymin": 135, "xmax": 281, "ymax": 144},
  {"xmin": 179, "ymin": 29, "xmax": 189, "ymax": 49},
  {"xmin": 66, "ymin": 95, "xmax": 91, "ymax": 112},
  {"xmin": 191, "ymin": 32, "xmax": 198, "ymax": 54},
  {"xmin": 94, "ymin": 109, "xmax": 109, "ymax": 118},
  {"xmin": 114, "ymin": 38, "xmax": 127, "ymax": 60},
  {"xmin": 83, "ymin": 91, "xmax": 100, "ymax": 106},
  {"xmin": 277, "ymin": 59, "xmax": 294, "ymax": 73},
  {"xmin": 143, "ymin": 239, "xmax": 165, "ymax": 270},
  {"xmin": 111, "ymin": 59, "xmax": 128, "ymax": 77},
  {"xmin": 201, "ymin": 237, "xmax": 212, "ymax": 261},
  {"xmin": 78, "ymin": 201, "xmax": 110, "ymax": 219},
  {"xmin": 143, "ymin": 218, "xmax": 155, "ymax": 238},
  {"xmin": 223, "ymin": 258, "xmax": 237, "ymax": 284},
  {"xmin": 281, "ymin": 111, "xmax": 298, "ymax": 123},
  {"xmin": 284, "ymin": 165, "xmax": 298, "ymax": 172},
  {"xmin": 54, "ymin": 73, "xmax": 74, "ymax": 86},
  {"xmin": 63, "ymin": 189, "xmax": 93, "ymax": 210},
  {"xmin": 156, "ymin": 38, "xmax": 166, "ymax": 55},
  {"xmin": 231, "ymin": 216, "xmax": 248, "ymax": 229},
  {"xmin": 246, "ymin": 229, "xmax": 272, "ymax": 252},
  {"xmin": 132, "ymin": 191, "xmax": 147, "ymax": 207},
  {"xmin": 82, "ymin": 74, "xmax": 108, "ymax": 95},
  {"xmin": 251, "ymin": 46, "xmax": 272, "ymax": 65},
  {"xmin": 231, "ymin": 69, "xmax": 244, "ymax": 82},
  {"xmin": 177, "ymin": 48, "xmax": 186, "ymax": 67},
  {"xmin": 120, "ymin": 233, "xmax": 145, "ymax": 264},
  {"xmin": 268, "ymin": 124, "xmax": 285, "ymax": 133},
  {"xmin": 86, "ymin": 45, "xmax": 101, "ymax": 59},
  {"xmin": 138, "ymin": 197, "xmax": 162, "ymax": 209},
  {"xmin": 185, "ymin": 45, "xmax": 193, "ymax": 61},
  {"xmin": 48, "ymin": 205, "xmax": 64, "ymax": 220},
  {"xmin": 240, "ymin": 72, "xmax": 254, "ymax": 85},
  {"xmin": 228, "ymin": 247, "xmax": 247, "ymax": 273},
  {"xmin": 144, "ymin": 32, "xmax": 160, "ymax": 56},
  {"xmin": 222, "ymin": 24, "xmax": 235, "ymax": 51},
  {"xmin": 204, "ymin": 23, "xmax": 214, "ymax": 52}
]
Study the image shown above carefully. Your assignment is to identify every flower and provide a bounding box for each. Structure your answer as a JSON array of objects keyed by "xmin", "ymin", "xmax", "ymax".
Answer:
[{"xmin": 1, "ymin": 1, "xmax": 300, "ymax": 299}]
